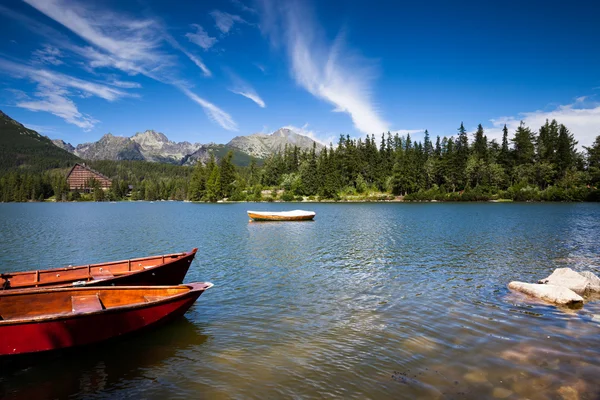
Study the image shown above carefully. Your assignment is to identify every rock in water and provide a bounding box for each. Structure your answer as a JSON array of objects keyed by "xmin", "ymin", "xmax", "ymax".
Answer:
[
  {"xmin": 578, "ymin": 271, "xmax": 600, "ymax": 293},
  {"xmin": 538, "ymin": 268, "xmax": 597, "ymax": 296},
  {"xmin": 508, "ymin": 282, "xmax": 584, "ymax": 307}
]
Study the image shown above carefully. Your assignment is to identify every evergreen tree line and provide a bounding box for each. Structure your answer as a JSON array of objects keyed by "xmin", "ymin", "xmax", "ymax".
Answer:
[
  {"xmin": 1, "ymin": 119, "xmax": 599, "ymax": 202},
  {"xmin": 244, "ymin": 119, "xmax": 600, "ymax": 202}
]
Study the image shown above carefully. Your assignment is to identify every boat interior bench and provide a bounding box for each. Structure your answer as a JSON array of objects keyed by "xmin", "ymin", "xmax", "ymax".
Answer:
[
  {"xmin": 90, "ymin": 271, "xmax": 114, "ymax": 281},
  {"xmin": 72, "ymin": 295, "xmax": 105, "ymax": 313}
]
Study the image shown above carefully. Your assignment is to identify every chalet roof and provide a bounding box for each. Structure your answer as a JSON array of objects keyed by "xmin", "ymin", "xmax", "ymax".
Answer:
[{"xmin": 66, "ymin": 163, "xmax": 112, "ymax": 182}]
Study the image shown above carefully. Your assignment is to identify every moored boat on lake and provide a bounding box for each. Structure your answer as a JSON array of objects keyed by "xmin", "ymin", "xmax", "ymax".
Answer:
[
  {"xmin": 0, "ymin": 249, "xmax": 198, "ymax": 291},
  {"xmin": 247, "ymin": 210, "xmax": 316, "ymax": 221},
  {"xmin": 0, "ymin": 282, "xmax": 213, "ymax": 356}
]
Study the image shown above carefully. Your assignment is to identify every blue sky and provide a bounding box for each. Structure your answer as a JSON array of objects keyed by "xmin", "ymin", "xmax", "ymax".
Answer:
[{"xmin": 0, "ymin": 0, "xmax": 599, "ymax": 147}]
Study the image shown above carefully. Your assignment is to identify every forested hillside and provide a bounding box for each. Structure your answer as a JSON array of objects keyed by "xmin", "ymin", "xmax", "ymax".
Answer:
[
  {"xmin": 0, "ymin": 111, "xmax": 80, "ymax": 173},
  {"xmin": 1, "ymin": 113, "xmax": 599, "ymax": 202}
]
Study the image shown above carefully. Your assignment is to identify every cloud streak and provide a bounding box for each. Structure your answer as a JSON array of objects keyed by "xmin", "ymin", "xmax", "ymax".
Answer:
[
  {"xmin": 257, "ymin": 0, "xmax": 388, "ymax": 135},
  {"xmin": 178, "ymin": 86, "xmax": 238, "ymax": 131},
  {"xmin": 226, "ymin": 69, "xmax": 266, "ymax": 108},
  {"xmin": 18, "ymin": 83, "xmax": 99, "ymax": 130},
  {"xmin": 20, "ymin": 0, "xmax": 236, "ymax": 131},
  {"xmin": 0, "ymin": 58, "xmax": 133, "ymax": 129}
]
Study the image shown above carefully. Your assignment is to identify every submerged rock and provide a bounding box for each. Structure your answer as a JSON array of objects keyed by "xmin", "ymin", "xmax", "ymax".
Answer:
[
  {"xmin": 492, "ymin": 387, "xmax": 513, "ymax": 399},
  {"xmin": 508, "ymin": 282, "xmax": 584, "ymax": 307},
  {"xmin": 538, "ymin": 268, "xmax": 600, "ymax": 296}
]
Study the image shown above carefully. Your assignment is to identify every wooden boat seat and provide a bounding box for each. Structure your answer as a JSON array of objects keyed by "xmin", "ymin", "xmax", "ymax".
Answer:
[
  {"xmin": 144, "ymin": 295, "xmax": 167, "ymax": 303},
  {"xmin": 72, "ymin": 295, "xmax": 104, "ymax": 313},
  {"xmin": 91, "ymin": 271, "xmax": 114, "ymax": 281}
]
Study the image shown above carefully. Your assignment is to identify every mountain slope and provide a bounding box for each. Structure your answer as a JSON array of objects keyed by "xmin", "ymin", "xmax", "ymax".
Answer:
[
  {"xmin": 182, "ymin": 144, "xmax": 259, "ymax": 167},
  {"xmin": 0, "ymin": 110, "xmax": 80, "ymax": 172},
  {"xmin": 74, "ymin": 134, "xmax": 145, "ymax": 161},
  {"xmin": 227, "ymin": 128, "xmax": 324, "ymax": 159},
  {"xmin": 130, "ymin": 130, "xmax": 200, "ymax": 163},
  {"xmin": 53, "ymin": 127, "xmax": 324, "ymax": 166}
]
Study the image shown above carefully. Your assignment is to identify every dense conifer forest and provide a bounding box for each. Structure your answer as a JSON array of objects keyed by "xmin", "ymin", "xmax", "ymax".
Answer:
[{"xmin": 1, "ymin": 120, "xmax": 599, "ymax": 202}]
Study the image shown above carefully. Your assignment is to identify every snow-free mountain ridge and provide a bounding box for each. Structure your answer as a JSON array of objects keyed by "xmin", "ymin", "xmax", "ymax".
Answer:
[{"xmin": 53, "ymin": 128, "xmax": 324, "ymax": 165}]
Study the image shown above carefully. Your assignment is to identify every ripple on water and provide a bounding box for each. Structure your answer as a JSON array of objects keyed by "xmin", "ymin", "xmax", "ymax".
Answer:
[{"xmin": 1, "ymin": 202, "xmax": 600, "ymax": 399}]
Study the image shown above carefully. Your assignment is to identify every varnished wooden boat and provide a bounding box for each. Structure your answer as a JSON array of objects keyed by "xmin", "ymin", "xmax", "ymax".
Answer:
[
  {"xmin": 247, "ymin": 210, "xmax": 316, "ymax": 221},
  {"xmin": 0, "ymin": 282, "xmax": 213, "ymax": 356},
  {"xmin": 0, "ymin": 249, "xmax": 198, "ymax": 291}
]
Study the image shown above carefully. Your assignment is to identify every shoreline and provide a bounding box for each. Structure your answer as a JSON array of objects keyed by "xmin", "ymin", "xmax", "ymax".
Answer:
[{"xmin": 9, "ymin": 198, "xmax": 600, "ymax": 204}]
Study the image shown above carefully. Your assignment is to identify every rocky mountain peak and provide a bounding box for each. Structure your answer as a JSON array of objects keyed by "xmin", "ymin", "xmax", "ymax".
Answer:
[
  {"xmin": 52, "ymin": 139, "xmax": 75, "ymax": 153},
  {"xmin": 272, "ymin": 128, "xmax": 293, "ymax": 138},
  {"xmin": 226, "ymin": 127, "xmax": 324, "ymax": 159},
  {"xmin": 50, "ymin": 125, "xmax": 323, "ymax": 165},
  {"xmin": 132, "ymin": 130, "xmax": 170, "ymax": 145}
]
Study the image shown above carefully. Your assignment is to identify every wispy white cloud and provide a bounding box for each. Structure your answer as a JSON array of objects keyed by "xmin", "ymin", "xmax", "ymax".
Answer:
[
  {"xmin": 210, "ymin": 10, "xmax": 247, "ymax": 34},
  {"xmin": 0, "ymin": 60, "xmax": 133, "ymax": 100},
  {"xmin": 164, "ymin": 34, "xmax": 212, "ymax": 77},
  {"xmin": 31, "ymin": 44, "xmax": 64, "ymax": 65},
  {"xmin": 230, "ymin": 89, "xmax": 265, "ymax": 108},
  {"xmin": 257, "ymin": 0, "xmax": 388, "ymax": 135},
  {"xmin": 486, "ymin": 98, "xmax": 600, "ymax": 149},
  {"xmin": 0, "ymin": 58, "xmax": 133, "ymax": 129},
  {"xmin": 254, "ymin": 63, "xmax": 266, "ymax": 73},
  {"xmin": 108, "ymin": 79, "xmax": 142, "ymax": 89},
  {"xmin": 178, "ymin": 86, "xmax": 238, "ymax": 131},
  {"xmin": 230, "ymin": 0, "xmax": 258, "ymax": 15},
  {"xmin": 19, "ymin": 0, "xmax": 236, "ymax": 131},
  {"xmin": 185, "ymin": 24, "xmax": 218, "ymax": 51},
  {"xmin": 185, "ymin": 52, "xmax": 212, "ymax": 77},
  {"xmin": 226, "ymin": 69, "xmax": 265, "ymax": 108},
  {"xmin": 18, "ymin": 82, "xmax": 99, "ymax": 130},
  {"xmin": 23, "ymin": 0, "xmax": 170, "ymax": 69}
]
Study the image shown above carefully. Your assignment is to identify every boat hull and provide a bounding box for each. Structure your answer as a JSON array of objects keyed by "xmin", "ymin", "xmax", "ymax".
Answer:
[
  {"xmin": 83, "ymin": 251, "xmax": 194, "ymax": 288},
  {"xmin": 247, "ymin": 211, "xmax": 315, "ymax": 221},
  {"xmin": 0, "ymin": 283, "xmax": 210, "ymax": 357},
  {"xmin": 1, "ymin": 249, "xmax": 197, "ymax": 291}
]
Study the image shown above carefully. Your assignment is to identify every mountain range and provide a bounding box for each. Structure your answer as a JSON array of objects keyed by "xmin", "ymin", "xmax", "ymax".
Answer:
[{"xmin": 52, "ymin": 127, "xmax": 324, "ymax": 166}]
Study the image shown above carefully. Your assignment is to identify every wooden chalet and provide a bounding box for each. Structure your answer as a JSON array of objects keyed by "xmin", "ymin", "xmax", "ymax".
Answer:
[{"xmin": 66, "ymin": 163, "xmax": 112, "ymax": 191}]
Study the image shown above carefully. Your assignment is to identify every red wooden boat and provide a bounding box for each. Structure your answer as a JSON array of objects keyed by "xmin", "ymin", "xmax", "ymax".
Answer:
[
  {"xmin": 0, "ymin": 249, "xmax": 198, "ymax": 291},
  {"xmin": 0, "ymin": 282, "xmax": 213, "ymax": 356}
]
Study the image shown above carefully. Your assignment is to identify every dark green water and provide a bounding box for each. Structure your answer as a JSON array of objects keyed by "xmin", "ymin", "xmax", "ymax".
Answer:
[{"xmin": 1, "ymin": 202, "xmax": 600, "ymax": 399}]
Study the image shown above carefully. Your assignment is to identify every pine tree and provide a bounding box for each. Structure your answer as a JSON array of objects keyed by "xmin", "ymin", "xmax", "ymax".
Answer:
[
  {"xmin": 188, "ymin": 161, "xmax": 206, "ymax": 201},
  {"xmin": 219, "ymin": 150, "xmax": 236, "ymax": 198},
  {"xmin": 511, "ymin": 122, "xmax": 535, "ymax": 165},
  {"xmin": 499, "ymin": 124, "xmax": 510, "ymax": 167},
  {"xmin": 473, "ymin": 124, "xmax": 487, "ymax": 159},
  {"xmin": 435, "ymin": 136, "xmax": 442, "ymax": 157},
  {"xmin": 205, "ymin": 163, "xmax": 221, "ymax": 202},
  {"xmin": 423, "ymin": 129, "xmax": 433, "ymax": 159},
  {"xmin": 556, "ymin": 124, "xmax": 578, "ymax": 177},
  {"xmin": 584, "ymin": 135, "xmax": 600, "ymax": 185}
]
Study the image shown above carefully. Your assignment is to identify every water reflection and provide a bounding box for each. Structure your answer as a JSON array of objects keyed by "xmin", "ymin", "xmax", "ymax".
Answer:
[{"xmin": 0, "ymin": 318, "xmax": 209, "ymax": 400}]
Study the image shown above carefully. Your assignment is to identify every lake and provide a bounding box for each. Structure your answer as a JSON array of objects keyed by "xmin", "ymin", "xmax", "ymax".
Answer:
[{"xmin": 1, "ymin": 202, "xmax": 600, "ymax": 399}]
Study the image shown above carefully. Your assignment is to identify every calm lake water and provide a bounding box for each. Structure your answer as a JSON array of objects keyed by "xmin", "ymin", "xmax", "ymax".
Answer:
[{"xmin": 1, "ymin": 202, "xmax": 600, "ymax": 399}]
